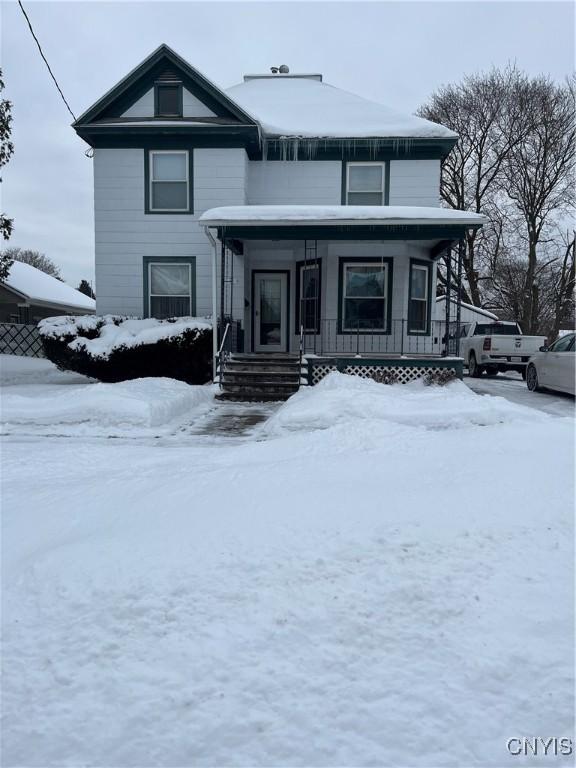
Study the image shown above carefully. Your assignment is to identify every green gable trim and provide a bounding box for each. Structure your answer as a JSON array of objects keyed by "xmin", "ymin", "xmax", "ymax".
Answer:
[
  {"xmin": 337, "ymin": 256, "xmax": 394, "ymax": 335},
  {"xmin": 74, "ymin": 44, "xmax": 258, "ymax": 128},
  {"xmin": 215, "ymin": 224, "xmax": 479, "ymax": 241},
  {"xmin": 75, "ymin": 126, "xmax": 262, "ymax": 157},
  {"xmin": 407, "ymin": 258, "xmax": 433, "ymax": 337},
  {"xmin": 142, "ymin": 256, "xmax": 196, "ymax": 318}
]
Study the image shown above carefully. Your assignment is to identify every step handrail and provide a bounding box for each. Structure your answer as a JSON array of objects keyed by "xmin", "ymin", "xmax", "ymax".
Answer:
[
  {"xmin": 298, "ymin": 323, "xmax": 304, "ymax": 387},
  {"xmin": 217, "ymin": 322, "xmax": 231, "ymax": 388}
]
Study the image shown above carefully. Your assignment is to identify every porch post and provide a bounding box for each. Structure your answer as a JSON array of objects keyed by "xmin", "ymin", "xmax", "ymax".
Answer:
[
  {"xmin": 455, "ymin": 238, "xmax": 464, "ymax": 357},
  {"xmin": 208, "ymin": 228, "xmax": 219, "ymax": 381},
  {"xmin": 220, "ymin": 239, "xmax": 226, "ymax": 328},
  {"xmin": 443, "ymin": 246, "xmax": 452, "ymax": 357}
]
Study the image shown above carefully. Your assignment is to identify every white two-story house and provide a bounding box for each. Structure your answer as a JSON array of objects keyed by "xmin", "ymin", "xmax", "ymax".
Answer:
[{"xmin": 74, "ymin": 44, "xmax": 483, "ymax": 393}]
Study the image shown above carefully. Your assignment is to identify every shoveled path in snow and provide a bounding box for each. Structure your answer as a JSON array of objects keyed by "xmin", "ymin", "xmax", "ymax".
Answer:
[{"xmin": 178, "ymin": 400, "xmax": 280, "ymax": 440}]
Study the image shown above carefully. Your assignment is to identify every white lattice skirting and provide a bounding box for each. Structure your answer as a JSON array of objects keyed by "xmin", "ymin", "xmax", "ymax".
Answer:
[{"xmin": 307, "ymin": 359, "xmax": 462, "ymax": 386}]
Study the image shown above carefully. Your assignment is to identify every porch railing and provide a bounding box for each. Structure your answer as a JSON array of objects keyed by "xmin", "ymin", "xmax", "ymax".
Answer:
[{"xmin": 300, "ymin": 318, "xmax": 461, "ymax": 357}]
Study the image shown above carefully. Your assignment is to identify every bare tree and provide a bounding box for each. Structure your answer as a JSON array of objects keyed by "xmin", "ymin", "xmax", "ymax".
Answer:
[
  {"xmin": 503, "ymin": 75, "xmax": 576, "ymax": 333},
  {"xmin": 2, "ymin": 247, "xmax": 62, "ymax": 280},
  {"xmin": 418, "ymin": 66, "xmax": 530, "ymax": 305}
]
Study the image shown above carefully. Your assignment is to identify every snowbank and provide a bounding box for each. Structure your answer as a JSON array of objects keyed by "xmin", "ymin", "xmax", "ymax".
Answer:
[
  {"xmin": 1, "ymin": 376, "xmax": 215, "ymax": 431},
  {"xmin": 3, "ymin": 261, "xmax": 95, "ymax": 312},
  {"xmin": 2, "ymin": 359, "xmax": 574, "ymax": 766},
  {"xmin": 263, "ymin": 372, "xmax": 548, "ymax": 435},
  {"xmin": 38, "ymin": 315, "xmax": 212, "ymax": 360},
  {"xmin": 0, "ymin": 354, "xmax": 92, "ymax": 387}
]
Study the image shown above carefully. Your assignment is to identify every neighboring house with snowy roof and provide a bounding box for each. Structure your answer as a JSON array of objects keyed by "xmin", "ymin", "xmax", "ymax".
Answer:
[
  {"xmin": 74, "ymin": 44, "xmax": 484, "ymax": 392},
  {"xmin": 0, "ymin": 261, "xmax": 95, "ymax": 324}
]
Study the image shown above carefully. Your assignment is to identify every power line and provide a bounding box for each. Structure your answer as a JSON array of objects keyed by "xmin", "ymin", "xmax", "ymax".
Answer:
[{"xmin": 17, "ymin": 0, "xmax": 77, "ymax": 122}]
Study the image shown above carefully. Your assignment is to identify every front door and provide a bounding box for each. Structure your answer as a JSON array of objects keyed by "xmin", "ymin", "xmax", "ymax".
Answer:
[{"xmin": 253, "ymin": 272, "xmax": 288, "ymax": 352}]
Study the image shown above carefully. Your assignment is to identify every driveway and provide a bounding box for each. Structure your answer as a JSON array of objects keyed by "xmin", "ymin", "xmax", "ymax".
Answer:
[{"xmin": 465, "ymin": 372, "xmax": 575, "ymax": 417}]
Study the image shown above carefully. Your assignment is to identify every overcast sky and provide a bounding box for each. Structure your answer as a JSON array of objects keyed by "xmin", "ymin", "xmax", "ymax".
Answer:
[{"xmin": 1, "ymin": 0, "xmax": 574, "ymax": 288}]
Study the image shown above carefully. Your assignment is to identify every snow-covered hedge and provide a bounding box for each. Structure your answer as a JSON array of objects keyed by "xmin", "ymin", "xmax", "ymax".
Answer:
[{"xmin": 38, "ymin": 315, "xmax": 213, "ymax": 384}]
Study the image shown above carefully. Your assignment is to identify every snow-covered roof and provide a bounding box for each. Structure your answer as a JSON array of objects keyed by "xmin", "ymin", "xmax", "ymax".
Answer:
[
  {"xmin": 435, "ymin": 296, "xmax": 498, "ymax": 320},
  {"xmin": 225, "ymin": 76, "xmax": 456, "ymax": 140},
  {"xmin": 2, "ymin": 261, "xmax": 96, "ymax": 313},
  {"xmin": 200, "ymin": 205, "xmax": 486, "ymax": 227}
]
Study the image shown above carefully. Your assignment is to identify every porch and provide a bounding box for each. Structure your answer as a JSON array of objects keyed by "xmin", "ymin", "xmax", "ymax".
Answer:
[{"xmin": 200, "ymin": 205, "xmax": 484, "ymax": 395}]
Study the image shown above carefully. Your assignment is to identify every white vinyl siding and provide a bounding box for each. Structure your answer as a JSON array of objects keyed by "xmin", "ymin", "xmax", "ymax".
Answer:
[
  {"xmin": 388, "ymin": 160, "xmax": 440, "ymax": 206},
  {"xmin": 247, "ymin": 161, "xmax": 341, "ymax": 205},
  {"xmin": 93, "ymin": 148, "xmax": 247, "ymax": 318}
]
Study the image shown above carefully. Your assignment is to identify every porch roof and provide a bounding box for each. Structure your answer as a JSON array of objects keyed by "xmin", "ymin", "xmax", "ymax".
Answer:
[{"xmin": 200, "ymin": 204, "xmax": 485, "ymax": 244}]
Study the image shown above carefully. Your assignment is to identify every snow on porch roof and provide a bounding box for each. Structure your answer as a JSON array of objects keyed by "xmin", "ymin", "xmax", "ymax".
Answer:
[
  {"xmin": 199, "ymin": 205, "xmax": 486, "ymax": 228},
  {"xmin": 225, "ymin": 76, "xmax": 457, "ymax": 140},
  {"xmin": 2, "ymin": 261, "xmax": 96, "ymax": 312}
]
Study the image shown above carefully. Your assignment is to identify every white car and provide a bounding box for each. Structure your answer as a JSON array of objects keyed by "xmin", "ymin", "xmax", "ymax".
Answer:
[{"xmin": 526, "ymin": 333, "xmax": 575, "ymax": 395}]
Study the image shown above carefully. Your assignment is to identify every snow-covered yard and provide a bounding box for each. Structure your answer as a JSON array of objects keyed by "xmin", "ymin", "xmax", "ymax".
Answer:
[{"xmin": 1, "ymin": 355, "xmax": 573, "ymax": 767}]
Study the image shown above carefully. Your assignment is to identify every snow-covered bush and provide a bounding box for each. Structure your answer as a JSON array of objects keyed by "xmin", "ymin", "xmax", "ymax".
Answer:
[{"xmin": 38, "ymin": 315, "xmax": 213, "ymax": 384}]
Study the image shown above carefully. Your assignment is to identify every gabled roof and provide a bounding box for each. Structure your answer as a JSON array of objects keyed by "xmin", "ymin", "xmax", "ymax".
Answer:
[
  {"xmin": 2, "ymin": 262, "xmax": 96, "ymax": 313},
  {"xmin": 73, "ymin": 44, "xmax": 258, "ymax": 128},
  {"xmin": 226, "ymin": 76, "xmax": 457, "ymax": 141},
  {"xmin": 73, "ymin": 45, "xmax": 456, "ymax": 158}
]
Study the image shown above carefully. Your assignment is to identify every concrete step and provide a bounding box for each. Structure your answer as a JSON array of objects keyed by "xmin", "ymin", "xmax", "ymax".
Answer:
[
  {"xmin": 222, "ymin": 381, "xmax": 299, "ymax": 392},
  {"xmin": 231, "ymin": 354, "xmax": 299, "ymax": 361},
  {"xmin": 216, "ymin": 391, "xmax": 293, "ymax": 403},
  {"xmin": 223, "ymin": 372, "xmax": 301, "ymax": 383},
  {"xmin": 224, "ymin": 365, "xmax": 301, "ymax": 375}
]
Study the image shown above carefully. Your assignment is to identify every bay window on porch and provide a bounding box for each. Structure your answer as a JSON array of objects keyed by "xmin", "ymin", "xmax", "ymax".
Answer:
[{"xmin": 339, "ymin": 259, "xmax": 392, "ymax": 333}]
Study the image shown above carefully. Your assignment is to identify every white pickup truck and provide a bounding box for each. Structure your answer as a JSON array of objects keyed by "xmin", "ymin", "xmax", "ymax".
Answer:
[{"xmin": 460, "ymin": 321, "xmax": 547, "ymax": 378}]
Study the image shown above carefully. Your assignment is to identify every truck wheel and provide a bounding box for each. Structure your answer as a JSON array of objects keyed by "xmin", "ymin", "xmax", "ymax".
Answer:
[
  {"xmin": 486, "ymin": 366, "xmax": 499, "ymax": 377},
  {"xmin": 526, "ymin": 364, "xmax": 541, "ymax": 392},
  {"xmin": 469, "ymin": 353, "xmax": 483, "ymax": 378}
]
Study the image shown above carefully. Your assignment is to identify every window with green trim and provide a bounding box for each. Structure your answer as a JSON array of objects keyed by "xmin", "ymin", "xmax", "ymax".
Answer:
[
  {"xmin": 296, "ymin": 260, "xmax": 321, "ymax": 333},
  {"xmin": 341, "ymin": 261, "xmax": 389, "ymax": 331},
  {"xmin": 144, "ymin": 258, "xmax": 196, "ymax": 318},
  {"xmin": 408, "ymin": 261, "xmax": 431, "ymax": 334},
  {"xmin": 149, "ymin": 150, "xmax": 190, "ymax": 212},
  {"xmin": 346, "ymin": 162, "xmax": 385, "ymax": 205}
]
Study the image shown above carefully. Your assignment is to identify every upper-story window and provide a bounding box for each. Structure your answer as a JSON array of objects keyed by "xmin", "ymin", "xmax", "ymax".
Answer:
[
  {"xmin": 148, "ymin": 150, "xmax": 192, "ymax": 213},
  {"xmin": 346, "ymin": 162, "xmax": 386, "ymax": 205},
  {"xmin": 155, "ymin": 82, "xmax": 182, "ymax": 117}
]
